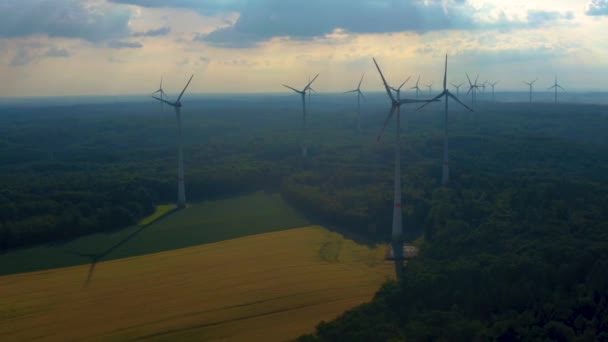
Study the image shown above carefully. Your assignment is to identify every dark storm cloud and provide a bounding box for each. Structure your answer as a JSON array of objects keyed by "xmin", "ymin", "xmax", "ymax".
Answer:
[
  {"xmin": 108, "ymin": 40, "xmax": 143, "ymax": 49},
  {"xmin": 0, "ymin": 0, "xmax": 132, "ymax": 42},
  {"xmin": 132, "ymin": 26, "xmax": 171, "ymax": 37},
  {"xmin": 191, "ymin": 1, "xmax": 573, "ymax": 48},
  {"xmin": 201, "ymin": 0, "xmax": 478, "ymax": 48},
  {"xmin": 585, "ymin": 0, "xmax": 608, "ymax": 15}
]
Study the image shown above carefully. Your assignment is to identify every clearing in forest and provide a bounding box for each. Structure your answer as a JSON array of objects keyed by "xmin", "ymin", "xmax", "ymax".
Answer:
[
  {"xmin": 0, "ymin": 226, "xmax": 393, "ymax": 341},
  {"xmin": 0, "ymin": 192, "xmax": 309, "ymax": 275}
]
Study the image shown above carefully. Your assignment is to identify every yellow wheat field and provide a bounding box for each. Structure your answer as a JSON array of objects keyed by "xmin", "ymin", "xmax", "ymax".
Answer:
[{"xmin": 0, "ymin": 226, "xmax": 393, "ymax": 341}]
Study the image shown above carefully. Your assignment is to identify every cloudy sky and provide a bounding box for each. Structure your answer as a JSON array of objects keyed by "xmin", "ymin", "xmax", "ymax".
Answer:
[{"xmin": 1, "ymin": 0, "xmax": 607, "ymax": 97}]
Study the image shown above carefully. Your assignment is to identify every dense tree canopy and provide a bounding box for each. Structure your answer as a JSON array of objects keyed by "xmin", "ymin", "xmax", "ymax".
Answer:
[{"xmin": 1, "ymin": 97, "xmax": 607, "ymax": 339}]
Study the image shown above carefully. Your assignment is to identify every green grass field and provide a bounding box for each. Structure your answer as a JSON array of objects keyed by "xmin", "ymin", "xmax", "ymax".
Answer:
[
  {"xmin": 138, "ymin": 204, "xmax": 177, "ymax": 226},
  {"xmin": 0, "ymin": 192, "xmax": 309, "ymax": 275},
  {"xmin": 0, "ymin": 226, "xmax": 393, "ymax": 341}
]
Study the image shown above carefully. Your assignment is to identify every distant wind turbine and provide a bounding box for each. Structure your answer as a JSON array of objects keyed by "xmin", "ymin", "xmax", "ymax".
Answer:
[
  {"xmin": 548, "ymin": 75, "xmax": 564, "ymax": 104},
  {"xmin": 489, "ymin": 81, "xmax": 499, "ymax": 102},
  {"xmin": 410, "ymin": 75, "xmax": 422, "ymax": 99},
  {"xmin": 307, "ymin": 75, "xmax": 317, "ymax": 107},
  {"xmin": 481, "ymin": 81, "xmax": 488, "ymax": 94},
  {"xmin": 152, "ymin": 75, "xmax": 194, "ymax": 208},
  {"xmin": 389, "ymin": 76, "xmax": 411, "ymax": 100},
  {"xmin": 283, "ymin": 74, "xmax": 319, "ymax": 157},
  {"xmin": 426, "ymin": 83, "xmax": 433, "ymax": 95},
  {"xmin": 344, "ymin": 73, "xmax": 366, "ymax": 131},
  {"xmin": 523, "ymin": 78, "xmax": 538, "ymax": 103},
  {"xmin": 466, "ymin": 73, "xmax": 480, "ymax": 108},
  {"xmin": 451, "ymin": 82, "xmax": 464, "ymax": 98},
  {"xmin": 417, "ymin": 54, "xmax": 473, "ymax": 185},
  {"xmin": 152, "ymin": 76, "xmax": 169, "ymax": 112},
  {"xmin": 373, "ymin": 57, "xmax": 435, "ymax": 280}
]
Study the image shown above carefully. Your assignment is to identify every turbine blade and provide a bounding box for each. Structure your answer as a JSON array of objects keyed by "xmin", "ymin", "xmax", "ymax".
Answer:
[
  {"xmin": 377, "ymin": 105, "xmax": 397, "ymax": 143},
  {"xmin": 152, "ymin": 96, "xmax": 176, "ymax": 107},
  {"xmin": 415, "ymin": 92, "xmax": 444, "ymax": 110},
  {"xmin": 357, "ymin": 73, "xmax": 365, "ymax": 89},
  {"xmin": 401, "ymin": 97, "xmax": 439, "ymax": 105},
  {"xmin": 359, "ymin": 90, "xmax": 366, "ymax": 101},
  {"xmin": 466, "ymin": 73, "xmax": 473, "ymax": 86},
  {"xmin": 372, "ymin": 57, "xmax": 396, "ymax": 102},
  {"xmin": 304, "ymin": 73, "xmax": 319, "ymax": 91},
  {"xmin": 447, "ymin": 92, "xmax": 473, "ymax": 111},
  {"xmin": 398, "ymin": 76, "xmax": 411, "ymax": 90},
  {"xmin": 344, "ymin": 89, "xmax": 358, "ymax": 93},
  {"xmin": 283, "ymin": 84, "xmax": 302, "ymax": 93},
  {"xmin": 558, "ymin": 85, "xmax": 565, "ymax": 90},
  {"xmin": 474, "ymin": 74, "xmax": 479, "ymax": 85},
  {"xmin": 176, "ymin": 74, "xmax": 194, "ymax": 103}
]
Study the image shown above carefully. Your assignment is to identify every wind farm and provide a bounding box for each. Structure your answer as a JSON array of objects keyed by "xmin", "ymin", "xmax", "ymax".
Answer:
[{"xmin": 1, "ymin": 1, "xmax": 608, "ymax": 340}]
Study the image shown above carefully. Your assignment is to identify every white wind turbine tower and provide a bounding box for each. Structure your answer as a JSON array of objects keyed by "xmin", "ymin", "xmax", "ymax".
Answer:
[
  {"xmin": 451, "ymin": 82, "xmax": 464, "ymax": 98},
  {"xmin": 410, "ymin": 75, "xmax": 422, "ymax": 99},
  {"xmin": 152, "ymin": 75, "xmax": 194, "ymax": 209},
  {"xmin": 344, "ymin": 74, "xmax": 366, "ymax": 131},
  {"xmin": 418, "ymin": 54, "xmax": 473, "ymax": 185},
  {"xmin": 523, "ymin": 78, "xmax": 538, "ymax": 103},
  {"xmin": 373, "ymin": 58, "xmax": 435, "ymax": 280},
  {"xmin": 489, "ymin": 81, "xmax": 499, "ymax": 102},
  {"xmin": 548, "ymin": 75, "xmax": 564, "ymax": 104},
  {"xmin": 283, "ymin": 74, "xmax": 319, "ymax": 157}
]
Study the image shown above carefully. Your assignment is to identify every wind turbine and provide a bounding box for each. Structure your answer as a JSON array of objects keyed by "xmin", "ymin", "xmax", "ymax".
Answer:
[
  {"xmin": 548, "ymin": 75, "xmax": 564, "ymax": 104},
  {"xmin": 489, "ymin": 81, "xmax": 499, "ymax": 102},
  {"xmin": 451, "ymin": 82, "xmax": 464, "ymax": 98},
  {"xmin": 373, "ymin": 58, "xmax": 435, "ymax": 280},
  {"xmin": 426, "ymin": 83, "xmax": 433, "ymax": 95},
  {"xmin": 410, "ymin": 75, "xmax": 422, "ymax": 99},
  {"xmin": 152, "ymin": 74, "xmax": 194, "ymax": 208},
  {"xmin": 283, "ymin": 74, "xmax": 319, "ymax": 157},
  {"xmin": 152, "ymin": 76, "xmax": 169, "ymax": 111},
  {"xmin": 344, "ymin": 74, "xmax": 366, "ymax": 131},
  {"xmin": 481, "ymin": 81, "xmax": 488, "ymax": 94},
  {"xmin": 466, "ymin": 73, "xmax": 480, "ymax": 108},
  {"xmin": 523, "ymin": 78, "xmax": 537, "ymax": 103},
  {"xmin": 307, "ymin": 75, "xmax": 317, "ymax": 107},
  {"xmin": 417, "ymin": 54, "xmax": 473, "ymax": 185},
  {"xmin": 389, "ymin": 76, "xmax": 411, "ymax": 100}
]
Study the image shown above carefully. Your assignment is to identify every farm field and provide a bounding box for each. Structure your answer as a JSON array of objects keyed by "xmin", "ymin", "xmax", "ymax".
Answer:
[
  {"xmin": 0, "ymin": 226, "xmax": 394, "ymax": 341},
  {"xmin": 0, "ymin": 192, "xmax": 310, "ymax": 275}
]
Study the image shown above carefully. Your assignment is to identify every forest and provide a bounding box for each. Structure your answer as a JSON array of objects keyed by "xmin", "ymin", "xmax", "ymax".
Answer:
[{"xmin": 1, "ymin": 95, "xmax": 607, "ymax": 339}]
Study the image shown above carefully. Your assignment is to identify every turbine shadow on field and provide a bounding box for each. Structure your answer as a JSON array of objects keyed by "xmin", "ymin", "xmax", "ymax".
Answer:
[{"xmin": 65, "ymin": 207, "xmax": 181, "ymax": 286}]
